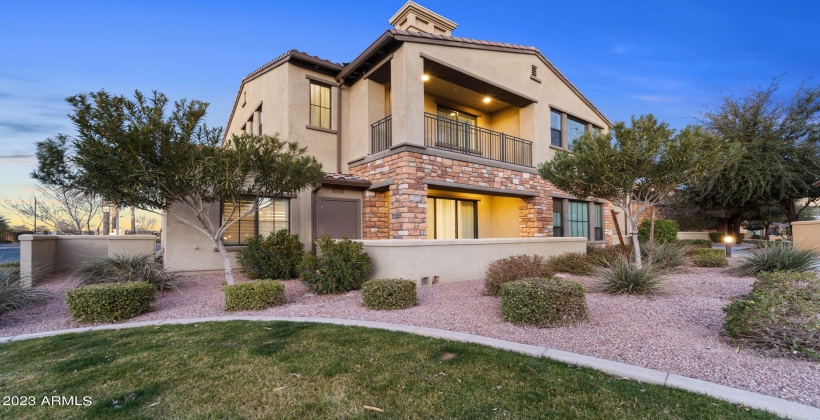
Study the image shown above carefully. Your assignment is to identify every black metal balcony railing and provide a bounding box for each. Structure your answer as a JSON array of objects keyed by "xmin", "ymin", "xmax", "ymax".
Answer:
[
  {"xmin": 371, "ymin": 115, "xmax": 392, "ymax": 154},
  {"xmin": 423, "ymin": 113, "xmax": 532, "ymax": 167}
]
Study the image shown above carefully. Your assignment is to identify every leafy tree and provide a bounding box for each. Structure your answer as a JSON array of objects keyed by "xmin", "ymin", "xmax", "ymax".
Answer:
[
  {"xmin": 539, "ymin": 115, "xmax": 722, "ymax": 269},
  {"xmin": 687, "ymin": 79, "xmax": 820, "ymax": 237},
  {"xmin": 33, "ymin": 90, "xmax": 324, "ymax": 284},
  {"xmin": 0, "ymin": 182, "xmax": 102, "ymax": 234}
]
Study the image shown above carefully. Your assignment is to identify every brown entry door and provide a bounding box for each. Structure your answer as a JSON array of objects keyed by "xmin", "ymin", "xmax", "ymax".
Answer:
[{"xmin": 318, "ymin": 198, "xmax": 360, "ymax": 239}]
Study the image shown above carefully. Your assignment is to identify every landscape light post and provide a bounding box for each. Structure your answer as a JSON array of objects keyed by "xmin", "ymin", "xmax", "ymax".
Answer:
[{"xmin": 724, "ymin": 235, "xmax": 733, "ymax": 258}]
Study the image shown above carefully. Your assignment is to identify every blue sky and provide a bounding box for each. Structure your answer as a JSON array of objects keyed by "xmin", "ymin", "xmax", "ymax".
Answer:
[{"xmin": 1, "ymin": 0, "xmax": 818, "ymax": 222}]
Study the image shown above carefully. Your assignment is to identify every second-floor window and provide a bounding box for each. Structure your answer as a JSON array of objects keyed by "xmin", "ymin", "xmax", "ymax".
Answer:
[
  {"xmin": 567, "ymin": 117, "xmax": 587, "ymax": 151},
  {"xmin": 550, "ymin": 110, "xmax": 562, "ymax": 147},
  {"xmin": 309, "ymin": 82, "xmax": 331, "ymax": 129}
]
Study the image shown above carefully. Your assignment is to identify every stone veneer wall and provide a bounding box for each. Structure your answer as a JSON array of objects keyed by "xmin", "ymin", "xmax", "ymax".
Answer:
[{"xmin": 351, "ymin": 151, "xmax": 614, "ymax": 243}]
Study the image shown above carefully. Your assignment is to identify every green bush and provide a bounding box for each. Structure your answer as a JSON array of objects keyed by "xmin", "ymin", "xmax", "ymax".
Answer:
[
  {"xmin": 722, "ymin": 271, "xmax": 819, "ymax": 358},
  {"xmin": 708, "ymin": 232, "xmax": 725, "ymax": 243},
  {"xmin": 638, "ymin": 219, "xmax": 679, "ymax": 244},
  {"xmin": 66, "ymin": 282, "xmax": 155, "ymax": 322},
  {"xmin": 500, "ymin": 278, "xmax": 587, "ymax": 327},
  {"xmin": 76, "ymin": 254, "xmax": 179, "ymax": 291},
  {"xmin": 484, "ymin": 254, "xmax": 556, "ymax": 296},
  {"xmin": 223, "ymin": 280, "xmax": 286, "ymax": 311},
  {"xmin": 1, "ymin": 265, "xmax": 50, "ymax": 316},
  {"xmin": 238, "ymin": 230, "xmax": 304, "ymax": 280},
  {"xmin": 299, "ymin": 236, "xmax": 372, "ymax": 294},
  {"xmin": 693, "ymin": 252, "xmax": 728, "ymax": 267},
  {"xmin": 731, "ymin": 245, "xmax": 820, "ymax": 276},
  {"xmin": 693, "ymin": 248, "xmax": 726, "ymax": 257},
  {"xmin": 595, "ymin": 259, "xmax": 665, "ymax": 295},
  {"xmin": 678, "ymin": 239, "xmax": 712, "ymax": 249},
  {"xmin": 548, "ymin": 252, "xmax": 594, "ymax": 276},
  {"xmin": 362, "ymin": 279, "xmax": 417, "ymax": 310}
]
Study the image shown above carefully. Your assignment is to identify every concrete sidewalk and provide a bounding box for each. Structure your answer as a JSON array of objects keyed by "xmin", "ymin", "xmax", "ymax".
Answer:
[{"xmin": 2, "ymin": 316, "xmax": 818, "ymax": 420}]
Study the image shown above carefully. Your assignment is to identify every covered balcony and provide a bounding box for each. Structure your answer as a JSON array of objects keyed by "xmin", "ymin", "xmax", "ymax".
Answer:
[{"xmin": 367, "ymin": 51, "xmax": 536, "ymax": 167}]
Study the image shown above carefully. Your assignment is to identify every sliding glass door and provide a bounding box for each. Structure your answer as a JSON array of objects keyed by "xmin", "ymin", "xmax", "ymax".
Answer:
[{"xmin": 429, "ymin": 197, "xmax": 477, "ymax": 239}]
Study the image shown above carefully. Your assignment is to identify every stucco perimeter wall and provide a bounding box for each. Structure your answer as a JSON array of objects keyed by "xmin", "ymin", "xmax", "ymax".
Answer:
[
  {"xmin": 677, "ymin": 232, "xmax": 712, "ymax": 241},
  {"xmin": 18, "ymin": 235, "xmax": 155, "ymax": 287},
  {"xmin": 361, "ymin": 237, "xmax": 587, "ymax": 284},
  {"xmin": 792, "ymin": 221, "xmax": 820, "ymax": 252}
]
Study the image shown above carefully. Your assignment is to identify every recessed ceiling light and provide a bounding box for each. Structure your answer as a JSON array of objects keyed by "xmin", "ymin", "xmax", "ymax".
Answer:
[
  {"xmin": 422, "ymin": 74, "xmax": 430, "ymax": 81},
  {"xmin": 483, "ymin": 97, "xmax": 491, "ymax": 103}
]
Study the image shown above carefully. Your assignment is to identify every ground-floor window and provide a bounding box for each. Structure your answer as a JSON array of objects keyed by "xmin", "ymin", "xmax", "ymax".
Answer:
[
  {"xmin": 429, "ymin": 197, "xmax": 477, "ymax": 239},
  {"xmin": 221, "ymin": 198, "xmax": 290, "ymax": 245},
  {"xmin": 553, "ymin": 199, "xmax": 604, "ymax": 241}
]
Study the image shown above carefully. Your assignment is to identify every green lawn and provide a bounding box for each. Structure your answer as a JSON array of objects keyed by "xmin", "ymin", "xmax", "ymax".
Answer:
[{"xmin": 0, "ymin": 321, "xmax": 775, "ymax": 419}]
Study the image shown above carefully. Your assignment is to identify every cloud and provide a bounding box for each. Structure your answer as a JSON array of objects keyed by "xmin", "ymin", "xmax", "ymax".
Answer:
[
  {"xmin": 0, "ymin": 154, "xmax": 37, "ymax": 165},
  {"xmin": 631, "ymin": 94, "xmax": 679, "ymax": 103},
  {"xmin": 0, "ymin": 92, "xmax": 14, "ymax": 99},
  {"xmin": 0, "ymin": 120, "xmax": 62, "ymax": 134}
]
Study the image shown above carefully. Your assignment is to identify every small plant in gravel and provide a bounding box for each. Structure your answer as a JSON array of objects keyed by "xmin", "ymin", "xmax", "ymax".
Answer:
[
  {"xmin": 693, "ymin": 252, "xmax": 729, "ymax": 267},
  {"xmin": 238, "ymin": 230, "xmax": 304, "ymax": 280},
  {"xmin": 76, "ymin": 254, "xmax": 179, "ymax": 291},
  {"xmin": 548, "ymin": 252, "xmax": 595, "ymax": 276},
  {"xmin": 223, "ymin": 280, "xmax": 286, "ymax": 311},
  {"xmin": 638, "ymin": 219, "xmax": 679, "ymax": 244},
  {"xmin": 1, "ymin": 264, "xmax": 50, "ymax": 317},
  {"xmin": 484, "ymin": 254, "xmax": 556, "ymax": 296},
  {"xmin": 299, "ymin": 236, "xmax": 372, "ymax": 294},
  {"xmin": 66, "ymin": 282, "xmax": 155, "ymax": 322},
  {"xmin": 362, "ymin": 279, "xmax": 417, "ymax": 310},
  {"xmin": 642, "ymin": 241, "xmax": 687, "ymax": 270},
  {"xmin": 722, "ymin": 271, "xmax": 819, "ymax": 359},
  {"xmin": 731, "ymin": 245, "xmax": 820, "ymax": 276},
  {"xmin": 500, "ymin": 278, "xmax": 587, "ymax": 327},
  {"xmin": 588, "ymin": 246, "xmax": 631, "ymax": 268},
  {"xmin": 596, "ymin": 259, "xmax": 665, "ymax": 295}
]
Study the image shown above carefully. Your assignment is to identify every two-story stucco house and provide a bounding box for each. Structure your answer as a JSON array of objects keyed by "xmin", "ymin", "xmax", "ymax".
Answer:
[{"xmin": 164, "ymin": 2, "xmax": 622, "ymax": 281}]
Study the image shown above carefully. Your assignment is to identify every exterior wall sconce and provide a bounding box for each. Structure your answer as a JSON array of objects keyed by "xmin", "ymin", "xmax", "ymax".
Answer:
[{"xmin": 421, "ymin": 74, "xmax": 430, "ymax": 81}]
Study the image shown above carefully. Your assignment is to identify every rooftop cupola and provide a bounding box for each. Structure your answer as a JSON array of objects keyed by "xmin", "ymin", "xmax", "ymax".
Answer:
[{"xmin": 389, "ymin": 1, "xmax": 458, "ymax": 36}]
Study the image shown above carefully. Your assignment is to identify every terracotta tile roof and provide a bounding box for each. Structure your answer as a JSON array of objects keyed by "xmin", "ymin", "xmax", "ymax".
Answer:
[
  {"xmin": 242, "ymin": 49, "xmax": 343, "ymax": 83},
  {"xmin": 389, "ymin": 29, "xmax": 539, "ymax": 52}
]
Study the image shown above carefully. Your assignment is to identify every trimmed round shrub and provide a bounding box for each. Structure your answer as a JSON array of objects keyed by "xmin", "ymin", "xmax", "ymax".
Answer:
[
  {"xmin": 731, "ymin": 245, "xmax": 820, "ymax": 276},
  {"xmin": 362, "ymin": 279, "xmax": 417, "ymax": 310},
  {"xmin": 238, "ymin": 230, "xmax": 304, "ymax": 280},
  {"xmin": 638, "ymin": 219, "xmax": 679, "ymax": 244},
  {"xmin": 75, "ymin": 254, "xmax": 179, "ymax": 291},
  {"xmin": 692, "ymin": 252, "xmax": 728, "ymax": 267},
  {"xmin": 549, "ymin": 252, "xmax": 594, "ymax": 276},
  {"xmin": 223, "ymin": 280, "xmax": 286, "ymax": 311},
  {"xmin": 722, "ymin": 271, "xmax": 819, "ymax": 358},
  {"xmin": 484, "ymin": 254, "xmax": 556, "ymax": 296},
  {"xmin": 595, "ymin": 259, "xmax": 665, "ymax": 295},
  {"xmin": 66, "ymin": 282, "xmax": 155, "ymax": 322},
  {"xmin": 300, "ymin": 236, "xmax": 373, "ymax": 294},
  {"xmin": 500, "ymin": 278, "xmax": 587, "ymax": 327}
]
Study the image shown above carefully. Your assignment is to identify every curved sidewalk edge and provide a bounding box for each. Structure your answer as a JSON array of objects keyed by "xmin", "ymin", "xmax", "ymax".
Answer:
[{"xmin": 2, "ymin": 316, "xmax": 817, "ymax": 420}]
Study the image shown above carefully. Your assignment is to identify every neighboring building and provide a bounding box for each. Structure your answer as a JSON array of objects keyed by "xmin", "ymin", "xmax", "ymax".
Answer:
[{"xmin": 164, "ymin": 2, "xmax": 617, "ymax": 273}]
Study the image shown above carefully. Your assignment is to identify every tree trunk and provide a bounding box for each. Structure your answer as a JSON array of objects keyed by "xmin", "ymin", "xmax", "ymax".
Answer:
[
  {"xmin": 631, "ymin": 231, "xmax": 643, "ymax": 269},
  {"xmin": 113, "ymin": 205, "xmax": 119, "ymax": 235},
  {"xmin": 647, "ymin": 208, "xmax": 656, "ymax": 267},
  {"xmin": 130, "ymin": 205, "xmax": 136, "ymax": 234},
  {"xmin": 215, "ymin": 240, "xmax": 235, "ymax": 285},
  {"xmin": 763, "ymin": 222, "xmax": 771, "ymax": 240},
  {"xmin": 102, "ymin": 201, "xmax": 109, "ymax": 235}
]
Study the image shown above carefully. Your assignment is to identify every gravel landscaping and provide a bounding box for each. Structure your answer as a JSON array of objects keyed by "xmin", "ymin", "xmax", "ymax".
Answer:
[{"xmin": 1, "ymin": 266, "xmax": 818, "ymax": 408}]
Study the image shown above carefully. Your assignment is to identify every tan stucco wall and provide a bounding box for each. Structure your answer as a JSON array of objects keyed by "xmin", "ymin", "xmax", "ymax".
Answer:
[
  {"xmin": 162, "ymin": 202, "xmax": 240, "ymax": 272},
  {"xmin": 792, "ymin": 221, "xmax": 820, "ymax": 252},
  {"xmin": 361, "ymin": 237, "xmax": 587, "ymax": 284},
  {"xmin": 677, "ymin": 232, "xmax": 712, "ymax": 241},
  {"xmin": 18, "ymin": 235, "xmax": 155, "ymax": 287}
]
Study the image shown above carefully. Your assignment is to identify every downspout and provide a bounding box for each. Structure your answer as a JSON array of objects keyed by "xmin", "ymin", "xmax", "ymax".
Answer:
[{"xmin": 336, "ymin": 78, "xmax": 344, "ymax": 173}]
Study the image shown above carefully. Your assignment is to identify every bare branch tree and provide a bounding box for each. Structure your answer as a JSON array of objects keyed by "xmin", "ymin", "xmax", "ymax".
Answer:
[{"xmin": 0, "ymin": 182, "xmax": 102, "ymax": 234}]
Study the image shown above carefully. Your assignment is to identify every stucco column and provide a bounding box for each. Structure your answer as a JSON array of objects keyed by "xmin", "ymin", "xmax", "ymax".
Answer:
[{"xmin": 390, "ymin": 45, "xmax": 425, "ymax": 147}]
